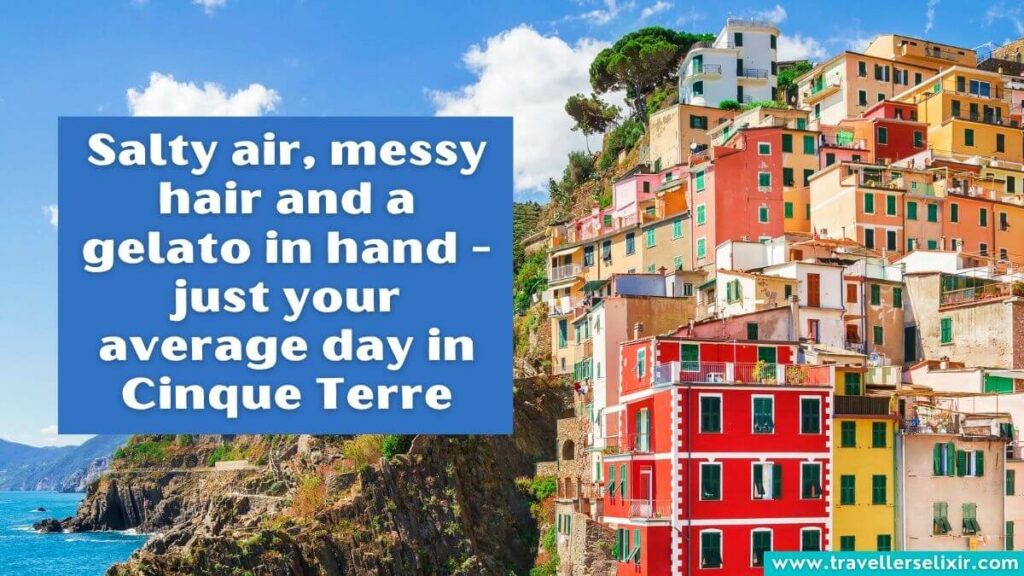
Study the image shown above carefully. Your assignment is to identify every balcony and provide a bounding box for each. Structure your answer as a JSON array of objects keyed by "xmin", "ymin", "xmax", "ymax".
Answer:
[
  {"xmin": 867, "ymin": 366, "xmax": 902, "ymax": 386},
  {"xmin": 819, "ymin": 134, "xmax": 868, "ymax": 150},
  {"xmin": 653, "ymin": 361, "xmax": 832, "ymax": 387},
  {"xmin": 626, "ymin": 499, "xmax": 672, "ymax": 520},
  {"xmin": 602, "ymin": 432, "xmax": 653, "ymax": 456},
  {"xmin": 738, "ymin": 68, "xmax": 769, "ymax": 80},
  {"xmin": 549, "ymin": 263, "xmax": 581, "ymax": 284},
  {"xmin": 951, "ymin": 110, "xmax": 1018, "ymax": 128},
  {"xmin": 687, "ymin": 63, "xmax": 722, "ymax": 78},
  {"xmin": 940, "ymin": 282, "xmax": 1024, "ymax": 307},
  {"xmin": 803, "ymin": 79, "xmax": 841, "ymax": 104},
  {"xmin": 835, "ymin": 395, "xmax": 892, "ymax": 416},
  {"xmin": 547, "ymin": 295, "xmax": 572, "ymax": 316}
]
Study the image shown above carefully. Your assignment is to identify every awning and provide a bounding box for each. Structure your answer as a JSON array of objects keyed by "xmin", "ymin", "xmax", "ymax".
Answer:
[
  {"xmin": 697, "ymin": 278, "xmax": 717, "ymax": 291},
  {"xmin": 582, "ymin": 279, "xmax": 609, "ymax": 293},
  {"xmin": 551, "ymin": 245, "xmax": 582, "ymax": 258}
]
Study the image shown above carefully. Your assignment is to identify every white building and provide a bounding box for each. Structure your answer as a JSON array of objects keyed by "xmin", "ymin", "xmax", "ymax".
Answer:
[{"xmin": 679, "ymin": 18, "xmax": 779, "ymax": 108}]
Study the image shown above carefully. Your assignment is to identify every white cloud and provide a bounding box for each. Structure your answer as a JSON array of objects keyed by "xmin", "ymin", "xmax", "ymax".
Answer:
[
  {"xmin": 752, "ymin": 4, "xmax": 787, "ymax": 24},
  {"xmin": 29, "ymin": 425, "xmax": 93, "ymax": 447},
  {"xmin": 40, "ymin": 424, "xmax": 58, "ymax": 436},
  {"xmin": 127, "ymin": 72, "xmax": 280, "ymax": 116},
  {"xmin": 43, "ymin": 204, "xmax": 58, "ymax": 228},
  {"xmin": 985, "ymin": 3, "xmax": 1024, "ymax": 35},
  {"xmin": 675, "ymin": 6, "xmax": 704, "ymax": 27},
  {"xmin": 925, "ymin": 0, "xmax": 940, "ymax": 32},
  {"xmin": 193, "ymin": 0, "xmax": 226, "ymax": 15},
  {"xmin": 430, "ymin": 26, "xmax": 612, "ymax": 197},
  {"xmin": 778, "ymin": 34, "xmax": 828, "ymax": 61},
  {"xmin": 640, "ymin": 1, "xmax": 672, "ymax": 19},
  {"xmin": 572, "ymin": 0, "xmax": 635, "ymax": 25}
]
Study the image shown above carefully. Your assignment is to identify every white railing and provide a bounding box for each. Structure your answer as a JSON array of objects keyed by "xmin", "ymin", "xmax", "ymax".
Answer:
[
  {"xmin": 547, "ymin": 295, "xmax": 572, "ymax": 316},
  {"xmin": 549, "ymin": 264, "xmax": 581, "ymax": 282},
  {"xmin": 653, "ymin": 361, "xmax": 832, "ymax": 386}
]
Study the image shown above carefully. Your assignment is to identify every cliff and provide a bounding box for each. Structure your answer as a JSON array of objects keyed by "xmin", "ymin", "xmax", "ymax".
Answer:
[
  {"xmin": 0, "ymin": 435, "xmax": 129, "ymax": 492},
  {"xmin": 53, "ymin": 377, "xmax": 571, "ymax": 575}
]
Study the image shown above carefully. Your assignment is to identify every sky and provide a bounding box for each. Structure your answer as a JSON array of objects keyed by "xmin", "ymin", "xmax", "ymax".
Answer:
[{"xmin": 1, "ymin": 0, "xmax": 1022, "ymax": 446}]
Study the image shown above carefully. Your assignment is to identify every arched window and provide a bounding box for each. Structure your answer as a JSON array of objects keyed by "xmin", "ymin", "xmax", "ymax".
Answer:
[{"xmin": 561, "ymin": 439, "xmax": 576, "ymax": 461}]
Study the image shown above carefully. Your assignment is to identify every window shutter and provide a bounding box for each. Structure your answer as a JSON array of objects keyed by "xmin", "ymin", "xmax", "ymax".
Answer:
[
  {"xmin": 956, "ymin": 449, "xmax": 967, "ymax": 477},
  {"xmin": 945, "ymin": 442, "xmax": 956, "ymax": 477},
  {"xmin": 772, "ymin": 463, "xmax": 783, "ymax": 499},
  {"xmin": 933, "ymin": 443, "xmax": 942, "ymax": 475},
  {"xmin": 620, "ymin": 464, "xmax": 627, "ymax": 499},
  {"xmin": 975, "ymin": 451, "xmax": 984, "ymax": 476}
]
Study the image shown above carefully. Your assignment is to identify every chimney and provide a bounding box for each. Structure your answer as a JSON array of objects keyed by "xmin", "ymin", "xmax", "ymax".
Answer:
[
  {"xmin": 789, "ymin": 294, "xmax": 801, "ymax": 342},
  {"xmin": 633, "ymin": 322, "xmax": 645, "ymax": 340}
]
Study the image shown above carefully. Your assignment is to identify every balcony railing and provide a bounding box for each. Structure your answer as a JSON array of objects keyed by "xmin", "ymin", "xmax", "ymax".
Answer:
[
  {"xmin": 819, "ymin": 135, "xmax": 868, "ymax": 150},
  {"xmin": 653, "ymin": 361, "xmax": 831, "ymax": 386},
  {"xmin": 689, "ymin": 63, "xmax": 722, "ymax": 76},
  {"xmin": 547, "ymin": 295, "xmax": 572, "ymax": 316},
  {"xmin": 835, "ymin": 395, "xmax": 892, "ymax": 416},
  {"xmin": 602, "ymin": 433, "xmax": 653, "ymax": 456},
  {"xmin": 940, "ymin": 283, "xmax": 1024, "ymax": 307},
  {"xmin": 626, "ymin": 499, "xmax": 672, "ymax": 520},
  {"xmin": 902, "ymin": 415, "xmax": 960, "ymax": 435},
  {"xmin": 738, "ymin": 68, "xmax": 769, "ymax": 79},
  {"xmin": 549, "ymin": 263, "xmax": 581, "ymax": 283},
  {"xmin": 866, "ymin": 366, "xmax": 902, "ymax": 386},
  {"xmin": 952, "ymin": 111, "xmax": 1018, "ymax": 127}
]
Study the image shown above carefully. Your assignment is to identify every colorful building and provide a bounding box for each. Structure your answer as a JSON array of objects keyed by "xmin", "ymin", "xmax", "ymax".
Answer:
[
  {"xmin": 648, "ymin": 104, "xmax": 736, "ymax": 170},
  {"xmin": 864, "ymin": 34, "xmax": 977, "ymax": 71},
  {"xmin": 679, "ymin": 18, "xmax": 779, "ymax": 108},
  {"xmin": 604, "ymin": 336, "xmax": 832, "ymax": 575}
]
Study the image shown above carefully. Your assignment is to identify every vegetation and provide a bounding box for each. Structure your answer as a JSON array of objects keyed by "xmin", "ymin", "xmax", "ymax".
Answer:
[
  {"xmin": 743, "ymin": 99, "xmax": 788, "ymax": 111},
  {"xmin": 291, "ymin": 474, "xmax": 327, "ymax": 519},
  {"xmin": 777, "ymin": 60, "xmax": 814, "ymax": 100},
  {"xmin": 718, "ymin": 99, "xmax": 742, "ymax": 111},
  {"xmin": 381, "ymin": 434, "xmax": 413, "ymax": 459},
  {"xmin": 598, "ymin": 117, "xmax": 645, "ymax": 171},
  {"xmin": 514, "ymin": 250, "xmax": 548, "ymax": 315},
  {"xmin": 565, "ymin": 93, "xmax": 621, "ymax": 152},
  {"xmin": 589, "ymin": 27, "xmax": 713, "ymax": 120},
  {"xmin": 113, "ymin": 436, "xmax": 173, "ymax": 467},
  {"xmin": 530, "ymin": 525, "xmax": 559, "ymax": 576},
  {"xmin": 547, "ymin": 151, "xmax": 598, "ymax": 216},
  {"xmin": 343, "ymin": 435, "xmax": 384, "ymax": 468},
  {"xmin": 513, "ymin": 201, "xmax": 545, "ymax": 273},
  {"xmin": 207, "ymin": 444, "xmax": 245, "ymax": 467}
]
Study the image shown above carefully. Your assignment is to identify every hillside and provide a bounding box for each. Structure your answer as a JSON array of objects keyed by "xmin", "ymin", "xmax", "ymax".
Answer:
[{"xmin": 0, "ymin": 435, "xmax": 129, "ymax": 492}]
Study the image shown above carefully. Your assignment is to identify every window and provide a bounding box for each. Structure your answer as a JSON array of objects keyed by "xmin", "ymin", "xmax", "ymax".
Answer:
[
  {"xmin": 1002, "ymin": 248, "xmax": 1009, "ymax": 261},
  {"xmin": 914, "ymin": 131, "xmax": 924, "ymax": 147},
  {"xmin": 785, "ymin": 284, "xmax": 793, "ymax": 299},
  {"xmin": 846, "ymin": 283, "xmax": 858, "ymax": 303},
  {"xmin": 801, "ymin": 529, "xmax": 821, "ymax": 552},
  {"xmin": 940, "ymin": 317, "xmax": 953, "ymax": 344},
  {"xmin": 950, "ymin": 203, "xmax": 959, "ymax": 222},
  {"xmin": 951, "ymin": 99, "xmax": 961, "ymax": 117},
  {"xmin": 864, "ymin": 192, "xmax": 875, "ymax": 213},
  {"xmin": 758, "ymin": 172, "xmax": 771, "ymax": 188},
  {"xmin": 695, "ymin": 170, "xmax": 706, "ymax": 191},
  {"xmin": 870, "ymin": 284, "xmax": 881, "ymax": 305},
  {"xmin": 753, "ymin": 396, "xmax": 774, "ymax": 433},
  {"xmin": 997, "ymin": 133, "xmax": 1005, "ymax": 153},
  {"xmin": 583, "ymin": 246, "xmax": 594, "ymax": 267},
  {"xmin": 690, "ymin": 115, "xmax": 708, "ymax": 129},
  {"xmin": 1008, "ymin": 522, "xmax": 1015, "ymax": 551},
  {"xmin": 700, "ymin": 531, "xmax": 722, "ymax": 568},
  {"xmin": 825, "ymin": 152, "xmax": 836, "ymax": 167},
  {"xmin": 1008, "ymin": 176, "xmax": 1016, "ymax": 194},
  {"xmin": 844, "ymin": 371, "xmax": 861, "ymax": 395},
  {"xmin": 801, "ymin": 398, "xmax": 821, "ymax": 434},
  {"xmin": 801, "ymin": 462, "xmax": 822, "ymax": 498},
  {"xmin": 887, "ymin": 230, "xmax": 897, "ymax": 251},
  {"xmin": 980, "ymin": 242, "xmax": 988, "ymax": 256},
  {"xmin": 963, "ymin": 503, "xmax": 980, "ymax": 535},
  {"xmin": 674, "ymin": 255, "xmax": 683, "ymax": 271},
  {"xmin": 803, "ymin": 135, "xmax": 815, "ymax": 154},
  {"xmin": 621, "ymin": 464, "xmax": 628, "ymax": 499},
  {"xmin": 886, "ymin": 194, "xmax": 896, "ymax": 215},
  {"xmin": 924, "ymin": 202, "xmax": 938, "ymax": 223},
  {"xmin": 872, "ymin": 422, "xmax": 888, "ymax": 447},
  {"xmin": 877, "ymin": 126, "xmax": 888, "ymax": 144},
  {"xmin": 858, "ymin": 90, "xmax": 868, "ymax": 106},
  {"xmin": 872, "ymin": 475, "xmax": 887, "ymax": 504},
  {"xmin": 696, "ymin": 204, "xmax": 706, "ymax": 225},
  {"xmin": 701, "ymin": 462, "xmax": 722, "ymax": 500},
  {"xmin": 858, "ymin": 61, "xmax": 867, "ymax": 76},
  {"xmin": 969, "ymin": 79, "xmax": 991, "ymax": 96},
  {"xmin": 700, "ymin": 395, "xmax": 722, "ymax": 433},
  {"xmin": 636, "ymin": 348, "xmax": 646, "ymax": 378},
  {"xmin": 893, "ymin": 287, "xmax": 903, "ymax": 308},
  {"xmin": 783, "ymin": 167, "xmax": 795, "ymax": 187},
  {"xmin": 751, "ymin": 530, "xmax": 771, "ymax": 567},
  {"xmin": 877, "ymin": 92, "xmax": 885, "ymax": 103},
  {"xmin": 625, "ymin": 232, "xmax": 636, "ymax": 255},
  {"xmin": 840, "ymin": 421, "xmax": 856, "ymax": 447},
  {"xmin": 601, "ymin": 239, "xmax": 611, "ymax": 260},
  {"xmin": 645, "ymin": 228, "xmax": 656, "ymax": 248},
  {"xmin": 1008, "ymin": 469, "xmax": 1016, "ymax": 496},
  {"xmin": 840, "ymin": 474, "xmax": 856, "ymax": 504},
  {"xmin": 747, "ymin": 322, "xmax": 759, "ymax": 341},
  {"xmin": 803, "ymin": 169, "xmax": 814, "ymax": 187},
  {"xmin": 873, "ymin": 325, "xmax": 884, "ymax": 345},
  {"xmin": 752, "ymin": 462, "xmax": 780, "ymax": 500},
  {"xmin": 782, "ymin": 133, "xmax": 793, "ymax": 152},
  {"xmin": 758, "ymin": 142, "xmax": 771, "ymax": 155},
  {"xmin": 770, "ymin": 34, "xmax": 777, "ymax": 49},
  {"xmin": 683, "ymin": 283, "xmax": 693, "ymax": 297},
  {"xmin": 734, "ymin": 32, "xmax": 743, "ymax": 46},
  {"xmin": 558, "ymin": 319, "xmax": 568, "ymax": 348},
  {"xmin": 784, "ymin": 201, "xmax": 794, "ymax": 219},
  {"xmin": 865, "ymin": 228, "xmax": 875, "ymax": 249},
  {"xmin": 933, "ymin": 502, "xmax": 952, "ymax": 534},
  {"xmin": 758, "ymin": 205, "xmax": 769, "ymax": 223},
  {"xmin": 606, "ymin": 464, "xmax": 617, "ymax": 497},
  {"xmin": 693, "ymin": 81, "xmax": 703, "ymax": 96},
  {"xmin": 980, "ymin": 208, "xmax": 988, "ymax": 227},
  {"xmin": 1000, "ymin": 212, "xmax": 1010, "ymax": 231},
  {"xmin": 915, "ymin": 72, "xmax": 922, "ymax": 84},
  {"xmin": 907, "ymin": 201, "xmax": 918, "ymax": 220},
  {"xmin": 840, "ymin": 536, "xmax": 856, "ymax": 551},
  {"xmin": 877, "ymin": 535, "xmax": 892, "ymax": 551},
  {"xmin": 965, "ymin": 128, "xmax": 974, "ymax": 147},
  {"xmin": 697, "ymin": 237, "xmax": 706, "ymax": 260},
  {"xmin": 933, "ymin": 441, "xmax": 955, "ymax": 476},
  {"xmin": 673, "ymin": 219, "xmax": 683, "ymax": 239}
]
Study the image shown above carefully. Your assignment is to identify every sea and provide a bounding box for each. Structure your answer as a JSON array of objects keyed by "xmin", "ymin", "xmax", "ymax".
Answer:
[{"xmin": 0, "ymin": 491, "xmax": 148, "ymax": 576}]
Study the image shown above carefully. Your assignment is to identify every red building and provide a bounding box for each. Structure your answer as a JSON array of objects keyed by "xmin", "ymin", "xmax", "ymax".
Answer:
[
  {"xmin": 687, "ymin": 127, "xmax": 789, "ymax": 270},
  {"xmin": 821, "ymin": 101, "xmax": 928, "ymax": 170},
  {"xmin": 603, "ymin": 336, "xmax": 833, "ymax": 576}
]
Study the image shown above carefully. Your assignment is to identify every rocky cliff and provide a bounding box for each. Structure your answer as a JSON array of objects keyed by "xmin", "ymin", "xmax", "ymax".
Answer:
[
  {"xmin": 0, "ymin": 435, "xmax": 128, "ymax": 492},
  {"xmin": 51, "ymin": 377, "xmax": 571, "ymax": 576}
]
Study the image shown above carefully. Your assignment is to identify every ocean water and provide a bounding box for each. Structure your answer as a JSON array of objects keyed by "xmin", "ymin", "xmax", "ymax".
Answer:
[{"xmin": 0, "ymin": 491, "xmax": 148, "ymax": 576}]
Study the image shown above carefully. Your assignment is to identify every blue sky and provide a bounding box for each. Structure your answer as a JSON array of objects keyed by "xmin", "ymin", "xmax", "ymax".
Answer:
[{"xmin": 0, "ymin": 0, "xmax": 1021, "ymax": 446}]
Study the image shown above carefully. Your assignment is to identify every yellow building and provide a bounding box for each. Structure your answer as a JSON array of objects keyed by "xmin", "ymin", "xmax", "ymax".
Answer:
[
  {"xmin": 832, "ymin": 366, "xmax": 898, "ymax": 551},
  {"xmin": 864, "ymin": 34, "xmax": 976, "ymax": 70},
  {"xmin": 894, "ymin": 66, "xmax": 1023, "ymax": 164}
]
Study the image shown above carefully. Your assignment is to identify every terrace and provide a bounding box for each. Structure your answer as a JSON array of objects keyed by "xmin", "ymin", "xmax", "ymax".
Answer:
[
  {"xmin": 651, "ymin": 361, "xmax": 832, "ymax": 387},
  {"xmin": 939, "ymin": 281, "xmax": 1024, "ymax": 307}
]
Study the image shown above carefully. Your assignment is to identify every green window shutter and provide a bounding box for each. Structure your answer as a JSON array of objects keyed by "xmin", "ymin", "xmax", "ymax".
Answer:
[
  {"xmin": 759, "ymin": 172, "xmax": 771, "ymax": 187},
  {"xmin": 870, "ymin": 284, "xmax": 880, "ymax": 305},
  {"xmin": 633, "ymin": 529, "xmax": 641, "ymax": 564},
  {"xmin": 864, "ymin": 192, "xmax": 875, "ymax": 213},
  {"xmin": 907, "ymin": 201, "xmax": 918, "ymax": 220},
  {"xmin": 607, "ymin": 464, "xmax": 616, "ymax": 496},
  {"xmin": 872, "ymin": 422, "xmax": 887, "ymax": 447},
  {"xmin": 975, "ymin": 450, "xmax": 984, "ymax": 476},
  {"xmin": 759, "ymin": 205, "xmax": 769, "ymax": 222},
  {"xmin": 753, "ymin": 463, "xmax": 765, "ymax": 497},
  {"xmin": 747, "ymin": 322, "xmax": 759, "ymax": 340},
  {"xmin": 965, "ymin": 128, "xmax": 974, "ymax": 146},
  {"xmin": 940, "ymin": 317, "xmax": 953, "ymax": 344},
  {"xmin": 673, "ymin": 219, "xmax": 682, "ymax": 239},
  {"xmin": 886, "ymin": 195, "xmax": 896, "ymax": 215},
  {"xmin": 754, "ymin": 397, "xmax": 774, "ymax": 433},
  {"xmin": 801, "ymin": 398, "xmax": 821, "ymax": 433},
  {"xmin": 696, "ymin": 170, "xmax": 705, "ymax": 191},
  {"xmin": 1008, "ymin": 470, "xmax": 1016, "ymax": 496},
  {"xmin": 840, "ymin": 474, "xmax": 856, "ymax": 504},
  {"xmin": 877, "ymin": 535, "xmax": 892, "ymax": 551},
  {"xmin": 956, "ymin": 449, "xmax": 967, "ymax": 477},
  {"xmin": 803, "ymin": 135, "xmax": 815, "ymax": 154},
  {"xmin": 772, "ymin": 463, "xmax": 783, "ymax": 499},
  {"xmin": 783, "ymin": 167, "xmax": 794, "ymax": 187},
  {"xmin": 933, "ymin": 443, "xmax": 943, "ymax": 475},
  {"xmin": 701, "ymin": 531, "xmax": 722, "ymax": 568},
  {"xmin": 802, "ymin": 530, "xmax": 820, "ymax": 551},
  {"xmin": 782, "ymin": 133, "xmax": 793, "ymax": 153},
  {"xmin": 951, "ymin": 203, "xmax": 959, "ymax": 222},
  {"xmin": 697, "ymin": 238, "xmax": 706, "ymax": 259},
  {"xmin": 1009, "ymin": 522, "xmax": 1015, "ymax": 551},
  {"xmin": 784, "ymin": 201, "xmax": 794, "ymax": 219},
  {"xmin": 700, "ymin": 396, "xmax": 721, "ymax": 432},
  {"xmin": 844, "ymin": 372, "xmax": 861, "ymax": 395},
  {"xmin": 620, "ymin": 464, "xmax": 627, "ymax": 498},
  {"xmin": 696, "ymin": 204, "xmax": 706, "ymax": 224},
  {"xmin": 872, "ymin": 475, "xmax": 886, "ymax": 504},
  {"xmin": 804, "ymin": 169, "xmax": 814, "ymax": 186},
  {"xmin": 841, "ymin": 421, "xmax": 856, "ymax": 447},
  {"xmin": 927, "ymin": 203, "xmax": 938, "ymax": 222},
  {"xmin": 840, "ymin": 536, "xmax": 856, "ymax": 551},
  {"xmin": 873, "ymin": 325, "xmax": 884, "ymax": 345},
  {"xmin": 802, "ymin": 463, "xmax": 822, "ymax": 498},
  {"xmin": 945, "ymin": 442, "xmax": 956, "ymax": 477},
  {"xmin": 645, "ymin": 228, "xmax": 656, "ymax": 247},
  {"xmin": 893, "ymin": 287, "xmax": 902, "ymax": 308}
]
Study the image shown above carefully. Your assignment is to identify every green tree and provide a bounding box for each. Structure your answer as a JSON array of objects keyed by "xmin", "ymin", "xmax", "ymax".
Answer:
[
  {"xmin": 777, "ymin": 60, "xmax": 813, "ymax": 102},
  {"xmin": 565, "ymin": 93, "xmax": 621, "ymax": 152},
  {"xmin": 718, "ymin": 99, "xmax": 742, "ymax": 111},
  {"xmin": 590, "ymin": 27, "xmax": 712, "ymax": 120}
]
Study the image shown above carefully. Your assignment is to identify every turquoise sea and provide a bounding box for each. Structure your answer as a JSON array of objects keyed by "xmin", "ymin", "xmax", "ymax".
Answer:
[{"xmin": 0, "ymin": 492, "xmax": 147, "ymax": 576}]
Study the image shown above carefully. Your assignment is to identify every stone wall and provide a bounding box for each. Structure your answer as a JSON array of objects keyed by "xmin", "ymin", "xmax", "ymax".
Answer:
[
  {"xmin": 556, "ymin": 415, "xmax": 589, "ymax": 482},
  {"xmin": 560, "ymin": 512, "xmax": 615, "ymax": 576}
]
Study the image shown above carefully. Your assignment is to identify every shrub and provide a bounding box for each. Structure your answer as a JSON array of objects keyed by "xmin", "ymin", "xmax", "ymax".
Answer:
[
  {"xmin": 114, "ymin": 437, "xmax": 173, "ymax": 466},
  {"xmin": 718, "ymin": 99, "xmax": 741, "ymax": 110},
  {"xmin": 291, "ymin": 474, "xmax": 326, "ymax": 519},
  {"xmin": 381, "ymin": 435, "xmax": 413, "ymax": 459},
  {"xmin": 343, "ymin": 435, "xmax": 384, "ymax": 468}
]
